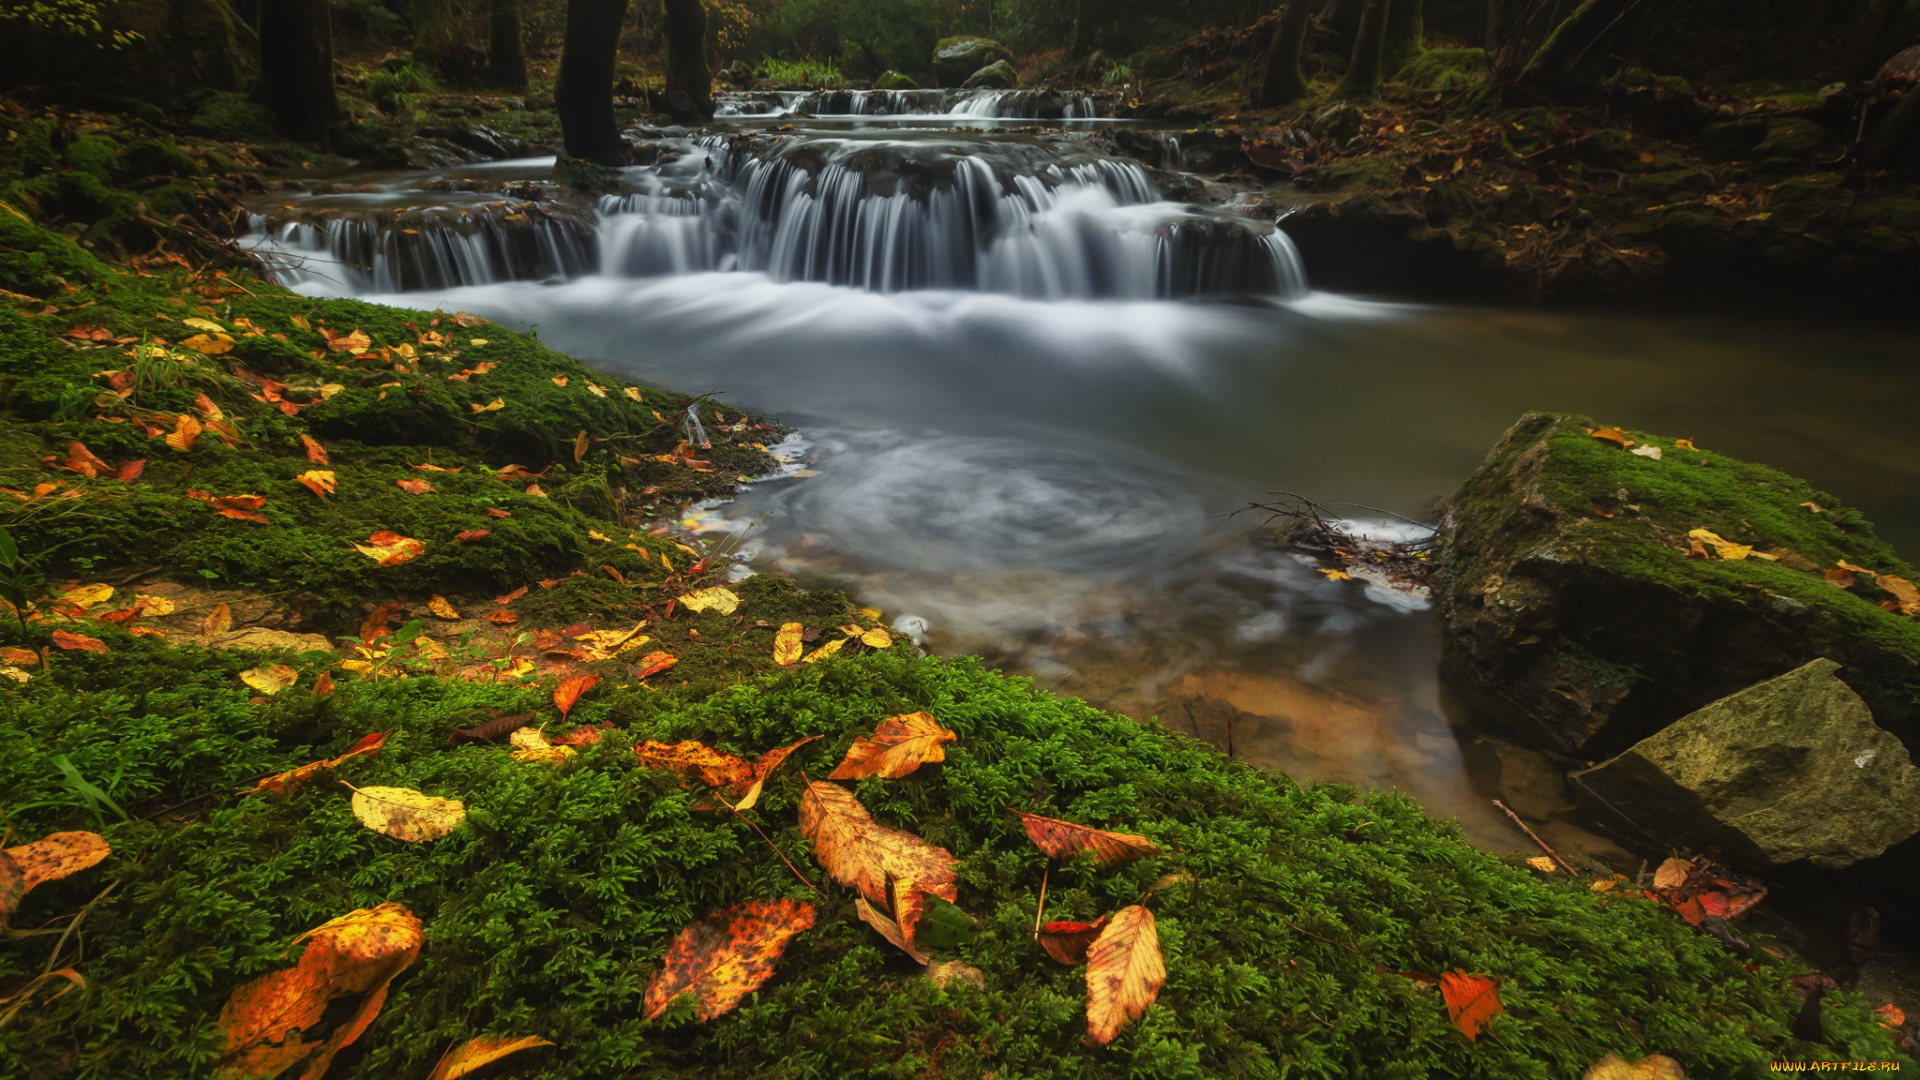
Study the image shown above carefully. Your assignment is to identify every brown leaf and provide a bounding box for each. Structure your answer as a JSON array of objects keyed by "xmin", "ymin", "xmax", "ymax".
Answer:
[
  {"xmin": 855, "ymin": 896, "xmax": 930, "ymax": 964},
  {"xmin": 165, "ymin": 414, "xmax": 202, "ymax": 452},
  {"xmin": 495, "ymin": 585, "xmax": 528, "ymax": 605},
  {"xmin": 635, "ymin": 740, "xmax": 757, "ymax": 789},
  {"xmin": 455, "ymin": 529, "xmax": 489, "ymax": 543},
  {"xmin": 427, "ymin": 596, "xmax": 460, "ymax": 620},
  {"xmin": 1440, "ymin": 971, "xmax": 1503, "ymax": 1041},
  {"xmin": 242, "ymin": 732, "xmax": 387, "ymax": 797},
  {"xmin": 63, "ymin": 441, "xmax": 108, "ymax": 477},
  {"xmin": 446, "ymin": 713, "xmax": 536, "ymax": 744},
  {"xmin": 553, "ymin": 673, "xmax": 600, "ymax": 718},
  {"xmin": 633, "ymin": 651, "xmax": 678, "ymax": 679},
  {"xmin": 114, "ymin": 459, "xmax": 145, "ymax": 482},
  {"xmin": 573, "ymin": 430, "xmax": 589, "ymax": 461},
  {"xmin": 642, "ymin": 898, "xmax": 815, "ymax": 1022},
  {"xmin": 827, "ymin": 712, "xmax": 957, "ymax": 780},
  {"xmin": 395, "ymin": 478, "xmax": 435, "ymax": 495},
  {"xmin": 1085, "ymin": 905, "xmax": 1165, "ymax": 1045},
  {"xmin": 1652, "ymin": 857, "xmax": 1693, "ymax": 890},
  {"xmin": 1011, "ymin": 810, "xmax": 1161, "ymax": 869},
  {"xmin": 1826, "ymin": 567, "xmax": 1857, "ymax": 589},
  {"xmin": 300, "ymin": 435, "xmax": 328, "ymax": 465},
  {"xmin": 321, "ymin": 328, "xmax": 371, "ymax": 353},
  {"xmin": 1877, "ymin": 574, "xmax": 1919, "ymax": 615},
  {"xmin": 485, "ymin": 610, "xmax": 519, "ymax": 626},
  {"xmin": 426, "ymin": 1036, "xmax": 556, "ymax": 1080},
  {"xmin": 354, "ymin": 531, "xmax": 424, "ymax": 567},
  {"xmin": 0, "ymin": 831, "xmax": 110, "ymax": 930},
  {"xmin": 1039, "ymin": 917, "xmax": 1107, "ymax": 965},
  {"xmin": 50, "ymin": 629, "xmax": 109, "ymax": 654},
  {"xmin": 799, "ymin": 780, "xmax": 958, "ymax": 950},
  {"xmin": 201, "ymin": 601, "xmax": 233, "ymax": 638}
]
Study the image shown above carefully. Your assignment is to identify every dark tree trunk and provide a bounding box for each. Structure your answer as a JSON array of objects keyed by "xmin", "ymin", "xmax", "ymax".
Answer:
[
  {"xmin": 257, "ymin": 0, "xmax": 336, "ymax": 144},
  {"xmin": 490, "ymin": 0, "xmax": 528, "ymax": 90},
  {"xmin": 556, "ymin": 0, "xmax": 629, "ymax": 161},
  {"xmin": 1255, "ymin": 2, "xmax": 1313, "ymax": 108},
  {"xmin": 1486, "ymin": 0, "xmax": 1513, "ymax": 53},
  {"xmin": 412, "ymin": 0, "xmax": 459, "ymax": 74},
  {"xmin": 1868, "ymin": 87, "xmax": 1920, "ymax": 169},
  {"xmin": 1847, "ymin": 0, "xmax": 1902, "ymax": 81},
  {"xmin": 663, "ymin": 0, "xmax": 713, "ymax": 122},
  {"xmin": 1337, "ymin": 0, "xmax": 1390, "ymax": 100},
  {"xmin": 1523, "ymin": 0, "xmax": 1632, "ymax": 95},
  {"xmin": 1384, "ymin": 0, "xmax": 1422, "ymax": 71},
  {"xmin": 1068, "ymin": 0, "xmax": 1084, "ymax": 58}
]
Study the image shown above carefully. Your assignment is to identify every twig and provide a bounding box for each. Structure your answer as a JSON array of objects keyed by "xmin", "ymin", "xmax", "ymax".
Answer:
[
  {"xmin": 137, "ymin": 769, "xmax": 279, "ymax": 820},
  {"xmin": 1032, "ymin": 865, "xmax": 1049, "ymax": 940},
  {"xmin": 728, "ymin": 804, "xmax": 821, "ymax": 898},
  {"xmin": 1493, "ymin": 799, "xmax": 1577, "ymax": 875}
]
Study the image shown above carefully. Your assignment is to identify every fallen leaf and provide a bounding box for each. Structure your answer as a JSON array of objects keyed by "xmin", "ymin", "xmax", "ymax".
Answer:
[
  {"xmin": 470, "ymin": 398, "xmax": 505, "ymax": 413},
  {"xmin": 1085, "ymin": 905, "xmax": 1165, "ymax": 1045},
  {"xmin": 1581, "ymin": 1053, "xmax": 1686, "ymax": 1080},
  {"xmin": 496, "ymin": 585, "xmax": 528, "ymax": 605},
  {"xmin": 425, "ymin": 1036, "xmax": 555, "ymax": 1080},
  {"xmin": 859, "ymin": 627, "xmax": 891, "ymax": 648},
  {"xmin": 1877, "ymin": 575, "xmax": 1919, "ymax": 615},
  {"xmin": 396, "ymin": 478, "xmax": 435, "ymax": 495},
  {"xmin": 1652, "ymin": 857, "xmax": 1693, "ymax": 890},
  {"xmin": 927, "ymin": 960, "xmax": 984, "ymax": 989},
  {"xmin": 428, "ymin": 596, "xmax": 460, "ymax": 620},
  {"xmin": 114, "ymin": 459, "xmax": 145, "ymax": 481},
  {"xmin": 800, "ymin": 780, "xmax": 958, "ymax": 950},
  {"xmin": 633, "ymin": 651, "xmax": 678, "ymax": 679},
  {"xmin": 1011, "ymin": 810, "xmax": 1161, "ymax": 869},
  {"xmin": 1631, "ymin": 445, "xmax": 1663, "ymax": 461},
  {"xmin": 855, "ymin": 896, "xmax": 931, "ymax": 964},
  {"xmin": 1525, "ymin": 855, "xmax": 1557, "ymax": 873},
  {"xmin": 1838, "ymin": 559, "xmax": 1875, "ymax": 574},
  {"xmin": 1440, "ymin": 971, "xmax": 1502, "ymax": 1041},
  {"xmin": 1319, "ymin": 568, "xmax": 1352, "ymax": 581},
  {"xmin": 242, "ymin": 732, "xmax": 386, "ymax": 797},
  {"xmin": 240, "ymin": 664, "xmax": 298, "ymax": 695},
  {"xmin": 1877, "ymin": 1003, "xmax": 1907, "ymax": 1030},
  {"xmin": 635, "ymin": 739, "xmax": 756, "ymax": 789},
  {"xmin": 1826, "ymin": 567, "xmax": 1857, "ymax": 589},
  {"xmin": 1673, "ymin": 439, "xmax": 1697, "ymax": 450},
  {"xmin": 678, "ymin": 586, "xmax": 740, "ymax": 615},
  {"xmin": 291, "ymin": 314, "xmax": 311, "ymax": 331},
  {"xmin": 524, "ymin": 483, "xmax": 545, "ymax": 498},
  {"xmin": 354, "ymin": 531, "xmax": 424, "ymax": 567},
  {"xmin": 0, "ymin": 831, "xmax": 110, "ymax": 927},
  {"xmin": 509, "ymin": 727, "xmax": 575, "ymax": 763},
  {"xmin": 1039, "ymin": 917, "xmax": 1108, "ymax": 965},
  {"xmin": 828, "ymin": 712, "xmax": 957, "ymax": 780},
  {"xmin": 183, "ymin": 317, "xmax": 227, "ymax": 333},
  {"xmin": 773, "ymin": 622, "xmax": 804, "ymax": 666},
  {"xmin": 201, "ymin": 601, "xmax": 233, "ymax": 638},
  {"xmin": 59, "ymin": 582, "xmax": 114, "ymax": 610},
  {"xmin": 62, "ymin": 441, "xmax": 109, "ymax": 477},
  {"xmin": 165, "ymin": 414, "xmax": 202, "ymax": 452},
  {"xmin": 346, "ymin": 784, "xmax": 466, "ymax": 842},
  {"xmin": 551, "ymin": 376, "xmax": 568, "ymax": 387},
  {"xmin": 1688, "ymin": 528, "xmax": 1751, "ymax": 561},
  {"xmin": 1588, "ymin": 426, "xmax": 1634, "ymax": 449},
  {"xmin": 322, "ymin": 328, "xmax": 371, "ymax": 353},
  {"xmin": 180, "ymin": 333, "xmax": 233, "ymax": 355},
  {"xmin": 643, "ymin": 898, "xmax": 815, "ymax": 1022},
  {"xmin": 553, "ymin": 673, "xmax": 600, "ymax": 718},
  {"xmin": 573, "ymin": 430, "xmax": 589, "ymax": 461},
  {"xmin": 485, "ymin": 610, "xmax": 519, "ymax": 625},
  {"xmin": 625, "ymin": 386, "xmax": 644, "ymax": 403},
  {"xmin": 800, "ymin": 638, "xmax": 844, "ymax": 664},
  {"xmin": 486, "ymin": 508, "xmax": 511, "ymax": 519},
  {"xmin": 297, "ymin": 470, "xmax": 336, "ymax": 498},
  {"xmin": 50, "ymin": 629, "xmax": 109, "ymax": 654},
  {"xmin": 1801, "ymin": 501, "xmax": 1826, "ymax": 513}
]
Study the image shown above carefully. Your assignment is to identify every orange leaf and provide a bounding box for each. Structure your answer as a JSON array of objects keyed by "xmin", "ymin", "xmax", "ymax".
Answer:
[
  {"xmin": 1877, "ymin": 1003, "xmax": 1907, "ymax": 1030},
  {"xmin": 855, "ymin": 896, "xmax": 929, "ymax": 964},
  {"xmin": 395, "ymin": 478, "xmax": 435, "ymax": 495},
  {"xmin": 300, "ymin": 435, "xmax": 328, "ymax": 464},
  {"xmin": 1039, "ymin": 917, "xmax": 1107, "ymax": 965},
  {"xmin": 1010, "ymin": 810, "xmax": 1162, "ymax": 869},
  {"xmin": 241, "ymin": 732, "xmax": 387, "ymax": 798},
  {"xmin": 634, "ymin": 740, "xmax": 757, "ymax": 789},
  {"xmin": 642, "ymin": 898, "xmax": 815, "ymax": 1022},
  {"xmin": 195, "ymin": 392, "xmax": 225, "ymax": 421},
  {"xmin": 322, "ymin": 328, "xmax": 371, "ymax": 353},
  {"xmin": 114, "ymin": 459, "xmax": 145, "ymax": 482},
  {"xmin": 486, "ymin": 508, "xmax": 511, "ymax": 519},
  {"xmin": 425, "ymin": 1036, "xmax": 556, "ymax": 1080},
  {"xmin": 164, "ymin": 414, "xmax": 202, "ymax": 452},
  {"xmin": 495, "ymin": 585, "xmax": 528, "ymax": 605},
  {"xmin": 827, "ymin": 712, "xmax": 957, "ymax": 780},
  {"xmin": 553, "ymin": 673, "xmax": 600, "ymax": 718},
  {"xmin": 1085, "ymin": 905, "xmax": 1165, "ymax": 1044},
  {"xmin": 296, "ymin": 470, "xmax": 336, "ymax": 498},
  {"xmin": 354, "ymin": 531, "xmax": 424, "ymax": 566},
  {"xmin": 1588, "ymin": 426, "xmax": 1634, "ymax": 449},
  {"xmin": 3, "ymin": 831, "xmax": 110, "ymax": 896},
  {"xmin": 455, "ymin": 529, "xmax": 489, "ymax": 543},
  {"xmin": 63, "ymin": 441, "xmax": 108, "ymax": 478},
  {"xmin": 799, "ymin": 780, "xmax": 957, "ymax": 951},
  {"xmin": 1440, "ymin": 971, "xmax": 1503, "ymax": 1041},
  {"xmin": 633, "ymin": 651, "xmax": 678, "ymax": 679},
  {"xmin": 485, "ymin": 610, "xmax": 519, "ymax": 625},
  {"xmin": 1877, "ymin": 574, "xmax": 1919, "ymax": 615},
  {"xmin": 573, "ymin": 430, "xmax": 589, "ymax": 461},
  {"xmin": 50, "ymin": 629, "xmax": 109, "ymax": 654}
]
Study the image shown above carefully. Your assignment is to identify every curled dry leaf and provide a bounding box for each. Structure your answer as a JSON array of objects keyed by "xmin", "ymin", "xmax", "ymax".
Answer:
[
  {"xmin": 395, "ymin": 478, "xmax": 435, "ymax": 495},
  {"xmin": 425, "ymin": 1036, "xmax": 556, "ymax": 1080},
  {"xmin": 1877, "ymin": 1003, "xmax": 1907, "ymax": 1029},
  {"xmin": 240, "ymin": 664, "xmax": 298, "ymax": 696},
  {"xmin": 553, "ymin": 673, "xmax": 600, "ymax": 719},
  {"xmin": 446, "ymin": 713, "xmax": 537, "ymax": 744},
  {"xmin": 50, "ymin": 629, "xmax": 109, "ymax": 654},
  {"xmin": 165, "ymin": 414, "xmax": 203, "ymax": 452},
  {"xmin": 634, "ymin": 651, "xmax": 678, "ymax": 679},
  {"xmin": 1011, "ymin": 810, "xmax": 1162, "ymax": 869},
  {"xmin": 678, "ymin": 587, "xmax": 740, "ymax": 615},
  {"xmin": 1688, "ymin": 528, "xmax": 1751, "ymax": 561},
  {"xmin": 1588, "ymin": 426, "xmax": 1634, "ymax": 449},
  {"xmin": 354, "ymin": 531, "xmax": 425, "ymax": 567},
  {"xmin": 800, "ymin": 780, "xmax": 958, "ymax": 950},
  {"xmin": 855, "ymin": 896, "xmax": 930, "ymax": 964},
  {"xmin": 216, "ymin": 903, "xmax": 422, "ymax": 1080},
  {"xmin": 297, "ymin": 470, "xmax": 336, "ymax": 498},
  {"xmin": 773, "ymin": 622, "xmax": 804, "ymax": 666},
  {"xmin": 828, "ymin": 712, "xmax": 957, "ymax": 780},
  {"xmin": 346, "ymin": 784, "xmax": 466, "ymax": 842},
  {"xmin": 455, "ymin": 529, "xmax": 489, "ymax": 543},
  {"xmin": 243, "ymin": 732, "xmax": 386, "ymax": 797},
  {"xmin": 1039, "ymin": 917, "xmax": 1108, "ymax": 965},
  {"xmin": 485, "ymin": 610, "xmax": 519, "ymax": 626},
  {"xmin": 1085, "ymin": 905, "xmax": 1165, "ymax": 1045},
  {"xmin": 300, "ymin": 434, "xmax": 328, "ymax": 465},
  {"xmin": 509, "ymin": 728, "xmax": 574, "ymax": 764},
  {"xmin": 1581, "ymin": 1053, "xmax": 1685, "ymax": 1080},
  {"xmin": 202, "ymin": 601, "xmax": 233, "ymax": 638},
  {"xmin": 642, "ymin": 898, "xmax": 816, "ymax": 1022},
  {"xmin": 1878, "ymin": 574, "xmax": 1920, "ymax": 616},
  {"xmin": 1440, "ymin": 971, "xmax": 1503, "ymax": 1041},
  {"xmin": 0, "ymin": 831, "xmax": 110, "ymax": 928}
]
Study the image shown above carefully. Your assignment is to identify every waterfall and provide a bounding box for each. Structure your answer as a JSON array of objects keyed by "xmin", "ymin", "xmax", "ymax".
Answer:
[
  {"xmin": 244, "ymin": 204, "xmax": 596, "ymax": 293},
  {"xmin": 714, "ymin": 89, "xmax": 1105, "ymax": 120}
]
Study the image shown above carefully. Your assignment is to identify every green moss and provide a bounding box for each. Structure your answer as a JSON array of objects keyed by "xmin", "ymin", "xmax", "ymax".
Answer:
[
  {"xmin": 187, "ymin": 91, "xmax": 277, "ymax": 143},
  {"xmin": 1395, "ymin": 48, "xmax": 1488, "ymax": 91},
  {"xmin": 0, "ymin": 200, "xmax": 110, "ymax": 294}
]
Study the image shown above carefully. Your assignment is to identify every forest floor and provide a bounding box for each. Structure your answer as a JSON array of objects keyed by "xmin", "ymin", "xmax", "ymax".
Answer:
[{"xmin": 0, "ymin": 86, "xmax": 1916, "ymax": 1078}]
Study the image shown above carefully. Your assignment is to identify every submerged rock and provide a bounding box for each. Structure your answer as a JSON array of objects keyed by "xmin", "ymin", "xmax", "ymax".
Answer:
[
  {"xmin": 962, "ymin": 60, "xmax": 1019, "ymax": 90},
  {"xmin": 1573, "ymin": 659, "xmax": 1920, "ymax": 869},
  {"xmin": 933, "ymin": 36, "xmax": 1012, "ymax": 86},
  {"xmin": 1435, "ymin": 412, "xmax": 1920, "ymax": 759}
]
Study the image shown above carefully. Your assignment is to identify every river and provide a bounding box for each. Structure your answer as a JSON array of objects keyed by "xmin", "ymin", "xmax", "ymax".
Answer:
[{"xmin": 241, "ymin": 90, "xmax": 1920, "ymax": 849}]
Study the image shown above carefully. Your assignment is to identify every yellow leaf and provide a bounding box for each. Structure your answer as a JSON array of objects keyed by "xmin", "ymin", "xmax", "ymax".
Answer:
[
  {"xmin": 1588, "ymin": 426, "xmax": 1634, "ymax": 449},
  {"xmin": 588, "ymin": 529, "xmax": 610, "ymax": 542},
  {"xmin": 800, "ymin": 638, "xmax": 844, "ymax": 664},
  {"xmin": 1652, "ymin": 857, "xmax": 1692, "ymax": 890},
  {"xmin": 428, "ymin": 596, "xmax": 461, "ymax": 620},
  {"xmin": 524, "ymin": 483, "xmax": 546, "ymax": 498},
  {"xmin": 827, "ymin": 712, "xmax": 957, "ymax": 780},
  {"xmin": 573, "ymin": 430, "xmax": 589, "ymax": 461},
  {"xmin": 1085, "ymin": 905, "xmax": 1166, "ymax": 1044},
  {"xmin": 165, "ymin": 414, "xmax": 202, "ymax": 452},
  {"xmin": 240, "ymin": 664, "xmax": 298, "ymax": 696},
  {"xmin": 585, "ymin": 382, "xmax": 608, "ymax": 398},
  {"xmin": 1581, "ymin": 1053, "xmax": 1686, "ymax": 1080},
  {"xmin": 773, "ymin": 622, "xmax": 804, "ymax": 666},
  {"xmin": 1687, "ymin": 529, "xmax": 1751, "ymax": 561},
  {"xmin": 133, "ymin": 594, "xmax": 175, "ymax": 616},
  {"xmin": 1673, "ymin": 439, "xmax": 1697, "ymax": 450},
  {"xmin": 859, "ymin": 627, "xmax": 891, "ymax": 649},
  {"xmin": 624, "ymin": 386, "xmax": 644, "ymax": 403},
  {"xmin": 1319, "ymin": 568, "xmax": 1352, "ymax": 581},
  {"xmin": 180, "ymin": 333, "xmax": 233, "ymax": 355},
  {"xmin": 297, "ymin": 470, "xmax": 337, "ymax": 498},
  {"xmin": 426, "ymin": 1036, "xmax": 555, "ymax": 1080},
  {"xmin": 1525, "ymin": 855, "xmax": 1557, "ymax": 873},
  {"xmin": 551, "ymin": 376, "xmax": 568, "ymax": 387},
  {"xmin": 290, "ymin": 314, "xmax": 311, "ymax": 331},
  {"xmin": 353, "ymin": 532, "xmax": 425, "ymax": 566},
  {"xmin": 859, "ymin": 607, "xmax": 883, "ymax": 621},
  {"xmin": 466, "ymin": 338, "xmax": 489, "ymax": 347},
  {"xmin": 469, "ymin": 398, "xmax": 505, "ymax": 413},
  {"xmin": 59, "ymin": 583, "xmax": 114, "ymax": 611},
  {"xmin": 678, "ymin": 587, "xmax": 740, "ymax": 615},
  {"xmin": 183, "ymin": 317, "xmax": 227, "ymax": 333},
  {"xmin": 346, "ymin": 784, "xmax": 465, "ymax": 842}
]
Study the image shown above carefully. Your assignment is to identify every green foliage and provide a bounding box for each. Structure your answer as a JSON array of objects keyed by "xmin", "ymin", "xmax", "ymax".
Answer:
[
  {"xmin": 1101, "ymin": 59, "xmax": 1135, "ymax": 86},
  {"xmin": 365, "ymin": 63, "xmax": 440, "ymax": 115},
  {"xmin": 756, "ymin": 54, "xmax": 844, "ymax": 87},
  {"xmin": 752, "ymin": 0, "xmax": 943, "ymax": 81},
  {"xmin": 0, "ymin": 0, "xmax": 138, "ymax": 48},
  {"xmin": 1396, "ymin": 47, "xmax": 1490, "ymax": 91},
  {"xmin": 187, "ymin": 92, "xmax": 277, "ymax": 143}
]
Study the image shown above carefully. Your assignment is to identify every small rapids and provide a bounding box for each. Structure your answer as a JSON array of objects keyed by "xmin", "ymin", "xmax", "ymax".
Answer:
[
  {"xmin": 243, "ymin": 129, "xmax": 1305, "ymax": 301},
  {"xmin": 713, "ymin": 88, "xmax": 1107, "ymax": 120}
]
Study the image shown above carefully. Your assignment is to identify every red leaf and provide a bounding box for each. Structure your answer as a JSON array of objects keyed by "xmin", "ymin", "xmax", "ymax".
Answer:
[
  {"xmin": 643, "ymin": 898, "xmax": 815, "ymax": 1022},
  {"xmin": 1038, "ymin": 917, "xmax": 1107, "ymax": 965},
  {"xmin": 633, "ymin": 651, "xmax": 678, "ymax": 679},
  {"xmin": 495, "ymin": 585, "xmax": 528, "ymax": 605},
  {"xmin": 1010, "ymin": 810, "xmax": 1162, "ymax": 869},
  {"xmin": 553, "ymin": 673, "xmax": 600, "ymax": 719},
  {"xmin": 1439, "ymin": 972, "xmax": 1502, "ymax": 1041},
  {"xmin": 455, "ymin": 529, "xmax": 489, "ymax": 543},
  {"xmin": 50, "ymin": 630, "xmax": 109, "ymax": 654},
  {"xmin": 114, "ymin": 459, "xmax": 145, "ymax": 482}
]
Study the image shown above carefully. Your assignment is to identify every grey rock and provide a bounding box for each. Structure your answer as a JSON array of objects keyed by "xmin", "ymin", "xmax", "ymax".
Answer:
[
  {"xmin": 1877, "ymin": 44, "xmax": 1920, "ymax": 83},
  {"xmin": 961, "ymin": 59, "xmax": 1019, "ymax": 90},
  {"xmin": 1573, "ymin": 659, "xmax": 1920, "ymax": 870},
  {"xmin": 1471, "ymin": 738, "xmax": 1574, "ymax": 820},
  {"xmin": 934, "ymin": 36, "xmax": 1012, "ymax": 86},
  {"xmin": 436, "ymin": 123, "xmax": 530, "ymax": 161}
]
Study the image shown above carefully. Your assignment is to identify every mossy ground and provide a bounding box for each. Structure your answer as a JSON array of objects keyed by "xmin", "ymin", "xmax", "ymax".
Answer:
[{"xmin": 0, "ymin": 95, "xmax": 1913, "ymax": 1080}]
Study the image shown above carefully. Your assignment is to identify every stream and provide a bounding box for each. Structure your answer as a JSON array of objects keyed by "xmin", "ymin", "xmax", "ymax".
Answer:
[{"xmin": 241, "ymin": 90, "xmax": 1920, "ymax": 851}]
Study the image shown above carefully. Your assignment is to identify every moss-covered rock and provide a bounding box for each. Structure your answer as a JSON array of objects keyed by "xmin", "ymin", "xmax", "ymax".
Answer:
[
  {"xmin": 933, "ymin": 36, "xmax": 1012, "ymax": 87},
  {"xmin": 1436, "ymin": 412, "xmax": 1920, "ymax": 760}
]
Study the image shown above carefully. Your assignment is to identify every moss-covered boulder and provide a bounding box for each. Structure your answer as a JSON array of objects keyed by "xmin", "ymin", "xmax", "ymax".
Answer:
[
  {"xmin": 1573, "ymin": 659, "xmax": 1920, "ymax": 870},
  {"xmin": 961, "ymin": 59, "xmax": 1019, "ymax": 90},
  {"xmin": 1436, "ymin": 412, "xmax": 1920, "ymax": 759},
  {"xmin": 933, "ymin": 36, "xmax": 1012, "ymax": 87},
  {"xmin": 875, "ymin": 70, "xmax": 918, "ymax": 91}
]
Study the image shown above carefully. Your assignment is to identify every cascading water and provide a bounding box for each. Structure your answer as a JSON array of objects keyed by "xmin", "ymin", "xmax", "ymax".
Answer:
[
  {"xmin": 714, "ymin": 88, "xmax": 1106, "ymax": 119},
  {"xmin": 243, "ymin": 129, "xmax": 1307, "ymax": 301}
]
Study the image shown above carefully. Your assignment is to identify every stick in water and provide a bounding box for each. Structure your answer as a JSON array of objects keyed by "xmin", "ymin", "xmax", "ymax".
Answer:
[{"xmin": 1493, "ymin": 799, "xmax": 1578, "ymax": 876}]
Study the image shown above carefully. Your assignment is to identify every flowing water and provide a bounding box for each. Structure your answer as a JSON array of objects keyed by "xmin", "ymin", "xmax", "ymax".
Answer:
[{"xmin": 242, "ymin": 93, "xmax": 1920, "ymax": 850}]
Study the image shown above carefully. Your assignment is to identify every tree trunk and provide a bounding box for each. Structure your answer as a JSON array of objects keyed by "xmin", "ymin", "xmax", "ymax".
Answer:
[
  {"xmin": 412, "ymin": 0, "xmax": 458, "ymax": 74},
  {"xmin": 663, "ymin": 0, "xmax": 713, "ymax": 122},
  {"xmin": 1255, "ymin": 2, "xmax": 1313, "ymax": 108},
  {"xmin": 1068, "ymin": 0, "xmax": 1084, "ymax": 58},
  {"xmin": 1867, "ymin": 87, "xmax": 1920, "ymax": 169},
  {"xmin": 556, "ymin": 0, "xmax": 629, "ymax": 161},
  {"xmin": 1523, "ymin": 0, "xmax": 1632, "ymax": 95},
  {"xmin": 1384, "ymin": 0, "xmax": 1422, "ymax": 71},
  {"xmin": 490, "ymin": 0, "xmax": 528, "ymax": 90},
  {"xmin": 1847, "ymin": 0, "xmax": 1902, "ymax": 82},
  {"xmin": 257, "ymin": 0, "xmax": 336, "ymax": 144},
  {"xmin": 1486, "ymin": 0, "xmax": 1513, "ymax": 54},
  {"xmin": 1336, "ymin": 0, "xmax": 1390, "ymax": 100}
]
